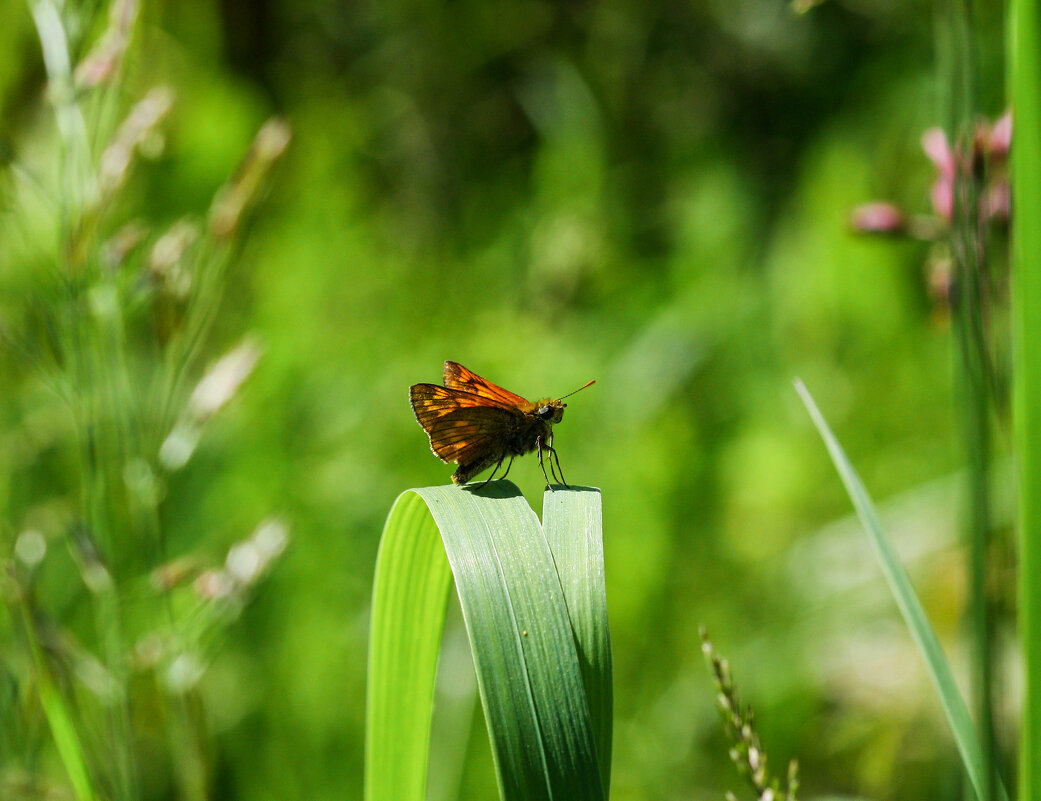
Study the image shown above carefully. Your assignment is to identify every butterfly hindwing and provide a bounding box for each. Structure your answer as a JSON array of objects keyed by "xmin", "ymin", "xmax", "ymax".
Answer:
[
  {"xmin": 424, "ymin": 406, "xmax": 522, "ymax": 463},
  {"xmin": 409, "ymin": 383, "xmax": 524, "ymax": 463}
]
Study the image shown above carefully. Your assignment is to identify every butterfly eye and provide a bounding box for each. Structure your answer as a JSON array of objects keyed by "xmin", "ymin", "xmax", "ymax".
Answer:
[{"xmin": 537, "ymin": 406, "xmax": 555, "ymax": 420}]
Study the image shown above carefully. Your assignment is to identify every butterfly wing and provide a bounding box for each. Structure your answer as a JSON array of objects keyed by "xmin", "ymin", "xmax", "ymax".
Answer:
[
  {"xmin": 410, "ymin": 383, "xmax": 524, "ymax": 464},
  {"xmin": 442, "ymin": 361, "xmax": 530, "ymax": 407}
]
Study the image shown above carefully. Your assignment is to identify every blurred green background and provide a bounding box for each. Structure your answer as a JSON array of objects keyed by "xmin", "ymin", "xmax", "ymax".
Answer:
[{"xmin": 0, "ymin": 0, "xmax": 1013, "ymax": 799}]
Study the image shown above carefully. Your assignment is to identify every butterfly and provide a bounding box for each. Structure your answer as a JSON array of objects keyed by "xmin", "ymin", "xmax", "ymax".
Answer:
[{"xmin": 409, "ymin": 361, "xmax": 594, "ymax": 489}]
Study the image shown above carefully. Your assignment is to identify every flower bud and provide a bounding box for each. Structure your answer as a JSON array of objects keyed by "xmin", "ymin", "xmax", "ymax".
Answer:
[{"xmin": 850, "ymin": 203, "xmax": 906, "ymax": 235}]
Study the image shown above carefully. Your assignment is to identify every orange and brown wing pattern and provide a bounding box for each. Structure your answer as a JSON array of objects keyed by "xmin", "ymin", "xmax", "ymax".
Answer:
[
  {"xmin": 409, "ymin": 383, "xmax": 523, "ymax": 464},
  {"xmin": 442, "ymin": 361, "xmax": 530, "ymax": 408}
]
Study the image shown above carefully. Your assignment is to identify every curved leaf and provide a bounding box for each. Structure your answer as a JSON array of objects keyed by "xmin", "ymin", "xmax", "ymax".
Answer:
[{"xmin": 366, "ymin": 481, "xmax": 610, "ymax": 801}]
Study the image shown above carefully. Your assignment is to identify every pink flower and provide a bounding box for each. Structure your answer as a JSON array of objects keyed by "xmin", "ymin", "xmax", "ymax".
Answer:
[
  {"xmin": 922, "ymin": 128, "xmax": 955, "ymax": 221},
  {"xmin": 982, "ymin": 182, "xmax": 1010, "ymax": 222},
  {"xmin": 988, "ymin": 112, "xmax": 1012, "ymax": 159}
]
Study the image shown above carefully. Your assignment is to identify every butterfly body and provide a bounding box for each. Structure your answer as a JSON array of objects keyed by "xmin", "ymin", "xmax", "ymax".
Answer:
[{"xmin": 409, "ymin": 361, "xmax": 588, "ymax": 488}]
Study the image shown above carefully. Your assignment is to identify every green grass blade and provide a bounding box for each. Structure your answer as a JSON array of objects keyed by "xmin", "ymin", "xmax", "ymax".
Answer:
[
  {"xmin": 366, "ymin": 481, "xmax": 607, "ymax": 801},
  {"xmin": 37, "ymin": 678, "xmax": 96, "ymax": 801},
  {"xmin": 542, "ymin": 486, "xmax": 612, "ymax": 796},
  {"xmin": 1011, "ymin": 0, "xmax": 1041, "ymax": 793},
  {"xmin": 17, "ymin": 603, "xmax": 97, "ymax": 801},
  {"xmin": 795, "ymin": 380, "xmax": 1008, "ymax": 801}
]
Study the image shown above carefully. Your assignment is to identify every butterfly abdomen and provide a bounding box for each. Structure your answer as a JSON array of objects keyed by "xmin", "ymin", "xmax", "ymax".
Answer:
[{"xmin": 452, "ymin": 454, "xmax": 501, "ymax": 484}]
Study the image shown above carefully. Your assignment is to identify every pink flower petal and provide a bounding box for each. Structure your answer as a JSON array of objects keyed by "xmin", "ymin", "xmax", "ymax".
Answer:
[
  {"xmin": 988, "ymin": 112, "xmax": 1012, "ymax": 159},
  {"xmin": 922, "ymin": 128, "xmax": 955, "ymax": 177},
  {"xmin": 981, "ymin": 182, "xmax": 1010, "ymax": 221},
  {"xmin": 931, "ymin": 177, "xmax": 953, "ymax": 221}
]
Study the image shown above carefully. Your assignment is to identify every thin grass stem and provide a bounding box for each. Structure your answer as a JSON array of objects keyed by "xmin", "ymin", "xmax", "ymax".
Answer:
[
  {"xmin": 1011, "ymin": 0, "xmax": 1041, "ymax": 794},
  {"xmin": 941, "ymin": 1, "xmax": 999, "ymax": 796}
]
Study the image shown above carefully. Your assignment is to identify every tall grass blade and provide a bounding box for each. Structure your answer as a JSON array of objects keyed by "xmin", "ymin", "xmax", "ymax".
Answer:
[
  {"xmin": 795, "ymin": 380, "xmax": 1008, "ymax": 801},
  {"xmin": 365, "ymin": 481, "xmax": 608, "ymax": 801},
  {"xmin": 1011, "ymin": 0, "xmax": 1041, "ymax": 793}
]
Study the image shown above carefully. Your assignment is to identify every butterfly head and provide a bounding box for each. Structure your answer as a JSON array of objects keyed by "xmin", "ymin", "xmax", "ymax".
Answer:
[{"xmin": 535, "ymin": 401, "xmax": 566, "ymax": 424}]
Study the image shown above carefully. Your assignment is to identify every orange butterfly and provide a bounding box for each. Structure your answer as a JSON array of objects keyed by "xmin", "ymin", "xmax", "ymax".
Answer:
[{"xmin": 409, "ymin": 361, "xmax": 594, "ymax": 489}]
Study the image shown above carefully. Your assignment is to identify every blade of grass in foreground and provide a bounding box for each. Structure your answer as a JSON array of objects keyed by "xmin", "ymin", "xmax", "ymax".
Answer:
[
  {"xmin": 1012, "ymin": 0, "xmax": 1041, "ymax": 793},
  {"xmin": 365, "ymin": 481, "xmax": 609, "ymax": 801},
  {"xmin": 795, "ymin": 380, "xmax": 1008, "ymax": 801}
]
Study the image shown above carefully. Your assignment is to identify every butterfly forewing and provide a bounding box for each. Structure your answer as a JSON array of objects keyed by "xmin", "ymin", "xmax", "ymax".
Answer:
[
  {"xmin": 442, "ymin": 361, "xmax": 530, "ymax": 408},
  {"xmin": 410, "ymin": 383, "xmax": 518, "ymax": 418}
]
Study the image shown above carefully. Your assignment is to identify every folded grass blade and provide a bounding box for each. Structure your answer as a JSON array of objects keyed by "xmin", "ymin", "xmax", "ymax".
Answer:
[{"xmin": 366, "ymin": 481, "xmax": 609, "ymax": 801}]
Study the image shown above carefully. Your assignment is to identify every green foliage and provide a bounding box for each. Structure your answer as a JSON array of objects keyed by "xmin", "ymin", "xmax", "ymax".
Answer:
[
  {"xmin": 1, "ymin": 3, "xmax": 289, "ymax": 799},
  {"xmin": 0, "ymin": 0, "xmax": 1015, "ymax": 798}
]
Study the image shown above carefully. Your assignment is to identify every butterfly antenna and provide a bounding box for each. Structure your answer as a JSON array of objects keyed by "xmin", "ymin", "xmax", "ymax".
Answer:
[{"xmin": 558, "ymin": 379, "xmax": 596, "ymax": 401}]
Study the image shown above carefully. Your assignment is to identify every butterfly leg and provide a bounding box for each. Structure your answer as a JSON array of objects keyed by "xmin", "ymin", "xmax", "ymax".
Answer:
[
  {"xmin": 499, "ymin": 457, "xmax": 515, "ymax": 482},
  {"xmin": 542, "ymin": 433, "xmax": 569, "ymax": 489},
  {"xmin": 537, "ymin": 437, "xmax": 570, "ymax": 490},
  {"xmin": 545, "ymin": 443, "xmax": 570, "ymax": 487},
  {"xmin": 473, "ymin": 459, "xmax": 503, "ymax": 490},
  {"xmin": 536, "ymin": 436, "xmax": 555, "ymax": 491},
  {"xmin": 547, "ymin": 443, "xmax": 568, "ymax": 488}
]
